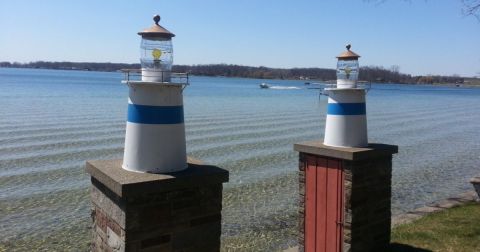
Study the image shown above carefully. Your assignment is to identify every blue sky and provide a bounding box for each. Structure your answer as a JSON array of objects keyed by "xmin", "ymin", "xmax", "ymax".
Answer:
[{"xmin": 0, "ymin": 0, "xmax": 479, "ymax": 76}]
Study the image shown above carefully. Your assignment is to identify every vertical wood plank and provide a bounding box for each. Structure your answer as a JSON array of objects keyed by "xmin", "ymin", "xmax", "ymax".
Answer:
[
  {"xmin": 316, "ymin": 157, "xmax": 328, "ymax": 252},
  {"xmin": 337, "ymin": 161, "xmax": 344, "ymax": 252},
  {"xmin": 325, "ymin": 159, "xmax": 340, "ymax": 252},
  {"xmin": 305, "ymin": 156, "xmax": 317, "ymax": 252}
]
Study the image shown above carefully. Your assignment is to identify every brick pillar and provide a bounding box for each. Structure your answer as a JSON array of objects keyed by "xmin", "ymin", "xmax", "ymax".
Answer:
[
  {"xmin": 294, "ymin": 141, "xmax": 397, "ymax": 252},
  {"xmin": 86, "ymin": 158, "xmax": 229, "ymax": 252}
]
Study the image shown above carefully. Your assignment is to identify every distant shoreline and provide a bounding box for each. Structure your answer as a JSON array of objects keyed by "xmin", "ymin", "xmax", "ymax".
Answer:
[
  {"xmin": 1, "ymin": 63, "xmax": 479, "ymax": 87},
  {"xmin": 422, "ymin": 83, "xmax": 480, "ymax": 88}
]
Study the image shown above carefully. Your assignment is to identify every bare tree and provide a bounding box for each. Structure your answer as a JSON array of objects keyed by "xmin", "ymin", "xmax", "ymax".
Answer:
[
  {"xmin": 390, "ymin": 65, "xmax": 400, "ymax": 73},
  {"xmin": 366, "ymin": 0, "xmax": 480, "ymax": 20},
  {"xmin": 462, "ymin": 0, "xmax": 480, "ymax": 20}
]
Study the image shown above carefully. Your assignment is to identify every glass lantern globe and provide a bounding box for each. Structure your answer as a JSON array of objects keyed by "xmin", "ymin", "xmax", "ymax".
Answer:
[
  {"xmin": 336, "ymin": 44, "xmax": 360, "ymax": 89},
  {"xmin": 138, "ymin": 15, "xmax": 175, "ymax": 82},
  {"xmin": 140, "ymin": 37, "xmax": 173, "ymax": 82}
]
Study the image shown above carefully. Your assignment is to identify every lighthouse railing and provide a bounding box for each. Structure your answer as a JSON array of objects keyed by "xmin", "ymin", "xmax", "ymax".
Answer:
[
  {"xmin": 319, "ymin": 82, "xmax": 371, "ymax": 96},
  {"xmin": 120, "ymin": 69, "xmax": 189, "ymax": 85}
]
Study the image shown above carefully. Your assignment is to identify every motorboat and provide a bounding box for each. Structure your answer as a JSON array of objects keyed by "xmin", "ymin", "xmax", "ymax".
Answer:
[{"xmin": 259, "ymin": 83, "xmax": 270, "ymax": 89}]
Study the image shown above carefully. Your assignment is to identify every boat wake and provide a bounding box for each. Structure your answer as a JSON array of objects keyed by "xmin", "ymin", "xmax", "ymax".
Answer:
[{"xmin": 269, "ymin": 86, "xmax": 301, "ymax": 90}]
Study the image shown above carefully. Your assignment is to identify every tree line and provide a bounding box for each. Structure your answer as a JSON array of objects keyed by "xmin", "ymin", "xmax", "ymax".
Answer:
[
  {"xmin": 0, "ymin": 61, "xmax": 140, "ymax": 72},
  {"xmin": 173, "ymin": 64, "xmax": 337, "ymax": 80},
  {"xmin": 0, "ymin": 61, "xmax": 468, "ymax": 84}
]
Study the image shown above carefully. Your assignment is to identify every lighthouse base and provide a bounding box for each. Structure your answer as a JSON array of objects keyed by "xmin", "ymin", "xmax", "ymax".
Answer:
[
  {"xmin": 324, "ymin": 88, "xmax": 367, "ymax": 148},
  {"xmin": 123, "ymin": 83, "xmax": 187, "ymax": 173}
]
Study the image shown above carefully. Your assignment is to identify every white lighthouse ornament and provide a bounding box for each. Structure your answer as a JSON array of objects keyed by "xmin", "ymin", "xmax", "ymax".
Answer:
[
  {"xmin": 323, "ymin": 44, "xmax": 368, "ymax": 148},
  {"xmin": 122, "ymin": 15, "xmax": 189, "ymax": 173}
]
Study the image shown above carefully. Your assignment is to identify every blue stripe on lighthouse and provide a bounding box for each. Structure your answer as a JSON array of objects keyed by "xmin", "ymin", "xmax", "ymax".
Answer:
[
  {"xmin": 327, "ymin": 103, "xmax": 366, "ymax": 115},
  {"xmin": 127, "ymin": 104, "xmax": 184, "ymax": 124}
]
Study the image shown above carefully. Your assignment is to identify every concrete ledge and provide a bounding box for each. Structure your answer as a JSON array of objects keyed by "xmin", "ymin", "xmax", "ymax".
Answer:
[
  {"xmin": 294, "ymin": 141, "xmax": 398, "ymax": 161},
  {"xmin": 86, "ymin": 157, "xmax": 229, "ymax": 197},
  {"xmin": 391, "ymin": 190, "xmax": 479, "ymax": 227}
]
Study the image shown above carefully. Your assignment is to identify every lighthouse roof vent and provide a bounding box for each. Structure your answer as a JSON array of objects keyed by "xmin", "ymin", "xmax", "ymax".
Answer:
[
  {"xmin": 138, "ymin": 15, "xmax": 175, "ymax": 38},
  {"xmin": 336, "ymin": 44, "xmax": 360, "ymax": 60}
]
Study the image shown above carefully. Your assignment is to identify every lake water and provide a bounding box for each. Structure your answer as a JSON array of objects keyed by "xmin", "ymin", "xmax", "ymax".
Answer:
[{"xmin": 1, "ymin": 68, "xmax": 480, "ymax": 251}]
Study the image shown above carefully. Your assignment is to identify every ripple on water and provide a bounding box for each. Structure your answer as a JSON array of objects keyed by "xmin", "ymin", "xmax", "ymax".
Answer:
[{"xmin": 1, "ymin": 71, "xmax": 480, "ymax": 251}]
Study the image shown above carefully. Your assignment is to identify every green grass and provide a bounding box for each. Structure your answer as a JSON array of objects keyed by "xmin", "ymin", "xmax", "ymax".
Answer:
[{"xmin": 391, "ymin": 202, "xmax": 480, "ymax": 252}]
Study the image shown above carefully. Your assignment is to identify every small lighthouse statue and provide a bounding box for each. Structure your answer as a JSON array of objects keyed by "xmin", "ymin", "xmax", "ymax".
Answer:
[
  {"xmin": 323, "ymin": 44, "xmax": 367, "ymax": 147},
  {"xmin": 86, "ymin": 15, "xmax": 228, "ymax": 252},
  {"xmin": 294, "ymin": 45, "xmax": 397, "ymax": 252},
  {"xmin": 122, "ymin": 15, "xmax": 188, "ymax": 173}
]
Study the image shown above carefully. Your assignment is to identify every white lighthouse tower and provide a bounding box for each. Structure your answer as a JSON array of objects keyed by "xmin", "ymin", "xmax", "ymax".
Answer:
[
  {"xmin": 122, "ymin": 15, "xmax": 189, "ymax": 173},
  {"xmin": 323, "ymin": 44, "xmax": 368, "ymax": 148}
]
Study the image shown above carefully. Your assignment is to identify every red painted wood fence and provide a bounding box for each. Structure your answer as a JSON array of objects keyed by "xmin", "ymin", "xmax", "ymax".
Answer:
[{"xmin": 305, "ymin": 155, "xmax": 344, "ymax": 252}]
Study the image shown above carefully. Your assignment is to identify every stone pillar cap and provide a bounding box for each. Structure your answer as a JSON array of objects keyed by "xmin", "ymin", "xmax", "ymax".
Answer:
[
  {"xmin": 294, "ymin": 141, "xmax": 398, "ymax": 161},
  {"xmin": 86, "ymin": 157, "xmax": 229, "ymax": 197},
  {"xmin": 470, "ymin": 177, "xmax": 480, "ymax": 183}
]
